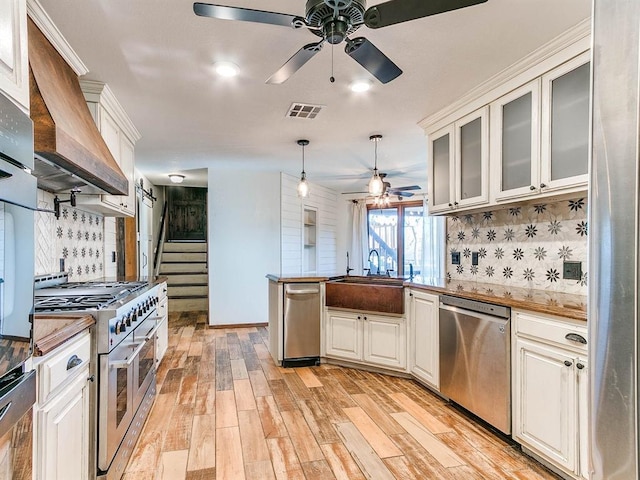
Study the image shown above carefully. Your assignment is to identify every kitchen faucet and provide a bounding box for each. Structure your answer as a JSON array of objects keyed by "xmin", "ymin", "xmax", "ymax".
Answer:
[{"xmin": 368, "ymin": 249, "xmax": 380, "ymax": 275}]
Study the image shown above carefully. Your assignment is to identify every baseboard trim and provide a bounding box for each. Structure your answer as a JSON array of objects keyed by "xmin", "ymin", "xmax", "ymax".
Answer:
[{"xmin": 209, "ymin": 322, "xmax": 268, "ymax": 329}]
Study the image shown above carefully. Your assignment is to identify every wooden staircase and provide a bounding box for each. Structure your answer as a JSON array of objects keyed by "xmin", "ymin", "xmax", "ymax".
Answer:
[{"xmin": 160, "ymin": 242, "xmax": 208, "ymax": 312}]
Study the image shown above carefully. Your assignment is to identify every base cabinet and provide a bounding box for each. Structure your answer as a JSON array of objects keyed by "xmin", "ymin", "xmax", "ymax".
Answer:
[
  {"xmin": 408, "ymin": 290, "xmax": 439, "ymax": 389},
  {"xmin": 325, "ymin": 309, "xmax": 405, "ymax": 371},
  {"xmin": 34, "ymin": 331, "xmax": 92, "ymax": 480},
  {"xmin": 513, "ymin": 310, "xmax": 588, "ymax": 479},
  {"xmin": 156, "ymin": 285, "xmax": 169, "ymax": 366}
]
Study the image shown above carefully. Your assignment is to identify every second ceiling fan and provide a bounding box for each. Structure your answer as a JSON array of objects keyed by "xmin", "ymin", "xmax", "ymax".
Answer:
[{"xmin": 193, "ymin": 0, "xmax": 488, "ymax": 84}]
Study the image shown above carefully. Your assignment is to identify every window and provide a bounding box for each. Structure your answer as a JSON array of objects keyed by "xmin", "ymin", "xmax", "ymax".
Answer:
[{"xmin": 366, "ymin": 201, "xmax": 419, "ymax": 276}]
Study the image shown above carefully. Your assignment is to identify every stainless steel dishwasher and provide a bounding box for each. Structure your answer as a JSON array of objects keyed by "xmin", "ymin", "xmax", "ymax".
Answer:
[
  {"xmin": 282, "ymin": 283, "xmax": 321, "ymax": 367},
  {"xmin": 439, "ymin": 295, "xmax": 512, "ymax": 434}
]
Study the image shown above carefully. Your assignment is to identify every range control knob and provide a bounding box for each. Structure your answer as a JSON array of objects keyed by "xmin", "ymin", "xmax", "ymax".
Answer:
[
  {"xmin": 138, "ymin": 305, "xmax": 143, "ymax": 316},
  {"xmin": 125, "ymin": 315, "xmax": 132, "ymax": 327},
  {"xmin": 131, "ymin": 311, "xmax": 138, "ymax": 323}
]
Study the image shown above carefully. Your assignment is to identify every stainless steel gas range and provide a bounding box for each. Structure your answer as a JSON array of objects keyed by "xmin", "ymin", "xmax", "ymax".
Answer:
[{"xmin": 34, "ymin": 273, "xmax": 167, "ymax": 480}]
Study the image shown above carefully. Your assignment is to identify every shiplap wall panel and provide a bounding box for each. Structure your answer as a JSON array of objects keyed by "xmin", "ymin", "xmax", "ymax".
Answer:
[{"xmin": 280, "ymin": 173, "xmax": 338, "ymax": 275}]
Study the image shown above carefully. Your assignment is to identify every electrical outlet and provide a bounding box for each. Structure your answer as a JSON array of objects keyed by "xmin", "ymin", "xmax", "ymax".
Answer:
[
  {"xmin": 112, "ymin": 251, "xmax": 117, "ymax": 263},
  {"xmin": 472, "ymin": 252, "xmax": 479, "ymax": 266},
  {"xmin": 563, "ymin": 261, "xmax": 582, "ymax": 280},
  {"xmin": 59, "ymin": 258, "xmax": 65, "ymax": 272},
  {"xmin": 451, "ymin": 252, "xmax": 461, "ymax": 265}
]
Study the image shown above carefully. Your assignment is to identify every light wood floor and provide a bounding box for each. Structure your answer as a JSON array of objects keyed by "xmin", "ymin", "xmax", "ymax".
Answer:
[{"xmin": 123, "ymin": 312, "xmax": 560, "ymax": 480}]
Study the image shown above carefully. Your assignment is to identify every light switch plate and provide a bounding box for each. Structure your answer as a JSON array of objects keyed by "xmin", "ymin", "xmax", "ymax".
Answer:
[
  {"xmin": 451, "ymin": 252, "xmax": 461, "ymax": 265},
  {"xmin": 472, "ymin": 252, "xmax": 479, "ymax": 266}
]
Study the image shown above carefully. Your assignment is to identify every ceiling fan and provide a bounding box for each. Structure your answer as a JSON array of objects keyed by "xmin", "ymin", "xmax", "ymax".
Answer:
[
  {"xmin": 343, "ymin": 173, "xmax": 421, "ymax": 198},
  {"xmin": 193, "ymin": 0, "xmax": 488, "ymax": 84}
]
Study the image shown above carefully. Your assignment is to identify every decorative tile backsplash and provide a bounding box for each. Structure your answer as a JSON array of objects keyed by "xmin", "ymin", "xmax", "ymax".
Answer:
[
  {"xmin": 446, "ymin": 197, "xmax": 587, "ymax": 295},
  {"xmin": 35, "ymin": 190, "xmax": 106, "ymax": 281}
]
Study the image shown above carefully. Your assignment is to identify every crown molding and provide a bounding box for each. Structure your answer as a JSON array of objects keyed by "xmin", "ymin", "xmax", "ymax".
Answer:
[
  {"xmin": 419, "ymin": 18, "xmax": 591, "ymax": 132},
  {"xmin": 80, "ymin": 80, "xmax": 142, "ymax": 143},
  {"xmin": 27, "ymin": 0, "xmax": 89, "ymax": 76}
]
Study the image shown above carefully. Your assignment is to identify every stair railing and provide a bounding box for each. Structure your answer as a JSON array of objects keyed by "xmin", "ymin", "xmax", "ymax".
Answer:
[{"xmin": 153, "ymin": 200, "xmax": 168, "ymax": 276}]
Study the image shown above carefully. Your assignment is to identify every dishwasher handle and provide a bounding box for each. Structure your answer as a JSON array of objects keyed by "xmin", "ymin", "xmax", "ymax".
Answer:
[
  {"xmin": 440, "ymin": 303, "xmax": 511, "ymax": 325},
  {"xmin": 286, "ymin": 289, "xmax": 319, "ymax": 296}
]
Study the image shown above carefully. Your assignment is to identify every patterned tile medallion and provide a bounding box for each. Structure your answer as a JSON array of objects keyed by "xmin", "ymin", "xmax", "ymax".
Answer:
[
  {"xmin": 35, "ymin": 191, "xmax": 106, "ymax": 281},
  {"xmin": 447, "ymin": 197, "xmax": 588, "ymax": 294}
]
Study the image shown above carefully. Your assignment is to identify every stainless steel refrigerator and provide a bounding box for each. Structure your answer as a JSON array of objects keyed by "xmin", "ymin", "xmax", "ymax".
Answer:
[{"xmin": 590, "ymin": 1, "xmax": 640, "ymax": 478}]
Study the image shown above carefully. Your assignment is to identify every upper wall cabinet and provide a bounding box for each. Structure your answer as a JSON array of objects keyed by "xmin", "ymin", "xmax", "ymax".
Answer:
[
  {"xmin": 0, "ymin": 0, "xmax": 29, "ymax": 111},
  {"xmin": 492, "ymin": 52, "xmax": 590, "ymax": 202},
  {"xmin": 77, "ymin": 81, "xmax": 141, "ymax": 217},
  {"xmin": 422, "ymin": 25, "xmax": 591, "ymax": 215},
  {"xmin": 428, "ymin": 107, "xmax": 489, "ymax": 214}
]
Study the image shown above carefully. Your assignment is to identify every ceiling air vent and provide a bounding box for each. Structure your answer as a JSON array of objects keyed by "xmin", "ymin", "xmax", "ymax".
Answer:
[{"xmin": 286, "ymin": 103, "xmax": 324, "ymax": 119}]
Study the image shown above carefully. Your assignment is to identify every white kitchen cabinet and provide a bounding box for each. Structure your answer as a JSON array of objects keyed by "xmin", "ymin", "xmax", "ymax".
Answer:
[
  {"xmin": 0, "ymin": 0, "xmax": 29, "ymax": 111},
  {"xmin": 156, "ymin": 284, "xmax": 169, "ymax": 366},
  {"xmin": 540, "ymin": 52, "xmax": 590, "ymax": 193},
  {"xmin": 363, "ymin": 314, "xmax": 406, "ymax": 370},
  {"xmin": 492, "ymin": 54, "xmax": 589, "ymax": 203},
  {"xmin": 428, "ymin": 107, "xmax": 489, "ymax": 214},
  {"xmin": 513, "ymin": 310, "xmax": 589, "ymax": 479},
  {"xmin": 408, "ymin": 290, "xmax": 439, "ymax": 389},
  {"xmin": 325, "ymin": 310, "xmax": 363, "ymax": 362},
  {"xmin": 77, "ymin": 81, "xmax": 140, "ymax": 217},
  {"xmin": 491, "ymin": 80, "xmax": 541, "ymax": 201},
  {"xmin": 34, "ymin": 330, "xmax": 93, "ymax": 480},
  {"xmin": 325, "ymin": 308, "xmax": 406, "ymax": 371}
]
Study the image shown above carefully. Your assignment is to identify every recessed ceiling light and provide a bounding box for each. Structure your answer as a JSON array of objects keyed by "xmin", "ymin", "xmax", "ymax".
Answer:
[
  {"xmin": 214, "ymin": 62, "xmax": 239, "ymax": 77},
  {"xmin": 350, "ymin": 80, "xmax": 371, "ymax": 93}
]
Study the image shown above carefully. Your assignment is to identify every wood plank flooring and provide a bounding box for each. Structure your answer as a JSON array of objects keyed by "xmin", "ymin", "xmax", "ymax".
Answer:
[{"xmin": 123, "ymin": 312, "xmax": 561, "ymax": 480}]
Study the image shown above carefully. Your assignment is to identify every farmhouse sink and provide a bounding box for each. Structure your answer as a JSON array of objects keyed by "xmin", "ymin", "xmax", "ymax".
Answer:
[{"xmin": 325, "ymin": 277, "xmax": 404, "ymax": 314}]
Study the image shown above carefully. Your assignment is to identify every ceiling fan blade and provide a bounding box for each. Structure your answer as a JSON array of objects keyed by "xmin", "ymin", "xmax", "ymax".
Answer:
[
  {"xmin": 266, "ymin": 42, "xmax": 324, "ymax": 84},
  {"xmin": 341, "ymin": 191, "xmax": 370, "ymax": 195},
  {"xmin": 389, "ymin": 185, "xmax": 421, "ymax": 191},
  {"xmin": 395, "ymin": 191, "xmax": 415, "ymax": 197},
  {"xmin": 345, "ymin": 37, "xmax": 402, "ymax": 84},
  {"xmin": 364, "ymin": 0, "xmax": 488, "ymax": 29},
  {"xmin": 193, "ymin": 3, "xmax": 303, "ymax": 28}
]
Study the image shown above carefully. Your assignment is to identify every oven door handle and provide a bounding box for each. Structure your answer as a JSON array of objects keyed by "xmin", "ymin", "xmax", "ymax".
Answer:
[
  {"xmin": 109, "ymin": 341, "xmax": 145, "ymax": 369},
  {"xmin": 144, "ymin": 322, "xmax": 161, "ymax": 341}
]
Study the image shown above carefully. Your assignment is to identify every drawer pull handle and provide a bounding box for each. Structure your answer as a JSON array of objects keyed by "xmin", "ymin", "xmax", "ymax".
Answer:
[
  {"xmin": 564, "ymin": 360, "xmax": 573, "ymax": 367},
  {"xmin": 576, "ymin": 363, "xmax": 585, "ymax": 370},
  {"xmin": 66, "ymin": 355, "xmax": 83, "ymax": 370},
  {"xmin": 565, "ymin": 333, "xmax": 587, "ymax": 345}
]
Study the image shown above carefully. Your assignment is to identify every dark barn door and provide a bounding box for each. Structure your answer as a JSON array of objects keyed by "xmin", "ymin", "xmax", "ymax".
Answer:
[{"xmin": 167, "ymin": 186, "xmax": 207, "ymax": 241}]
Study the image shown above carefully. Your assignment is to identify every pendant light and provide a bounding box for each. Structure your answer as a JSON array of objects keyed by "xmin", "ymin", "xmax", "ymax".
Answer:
[
  {"xmin": 297, "ymin": 139, "xmax": 310, "ymax": 198},
  {"xmin": 368, "ymin": 134, "xmax": 384, "ymax": 196}
]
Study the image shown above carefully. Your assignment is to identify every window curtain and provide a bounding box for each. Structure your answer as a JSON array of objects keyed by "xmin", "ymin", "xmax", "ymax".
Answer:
[
  {"xmin": 421, "ymin": 197, "xmax": 446, "ymax": 280},
  {"xmin": 350, "ymin": 200, "xmax": 368, "ymax": 275}
]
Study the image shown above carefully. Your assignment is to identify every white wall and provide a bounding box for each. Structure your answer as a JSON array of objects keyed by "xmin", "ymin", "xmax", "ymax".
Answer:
[
  {"xmin": 280, "ymin": 173, "xmax": 347, "ymax": 275},
  {"xmin": 208, "ymin": 170, "xmax": 281, "ymax": 326}
]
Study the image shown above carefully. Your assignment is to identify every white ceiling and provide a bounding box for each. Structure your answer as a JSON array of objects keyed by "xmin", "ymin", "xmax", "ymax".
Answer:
[{"xmin": 38, "ymin": 0, "xmax": 590, "ymax": 194}]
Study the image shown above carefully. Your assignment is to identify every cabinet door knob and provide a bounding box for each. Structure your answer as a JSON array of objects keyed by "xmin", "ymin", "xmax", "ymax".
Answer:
[
  {"xmin": 454, "ymin": 201, "xmax": 459, "ymax": 206},
  {"xmin": 576, "ymin": 363, "xmax": 585, "ymax": 370},
  {"xmin": 540, "ymin": 183, "xmax": 547, "ymax": 189},
  {"xmin": 363, "ymin": 316, "xmax": 367, "ymax": 320},
  {"xmin": 564, "ymin": 360, "xmax": 573, "ymax": 367},
  {"xmin": 87, "ymin": 375, "xmax": 95, "ymax": 382},
  {"xmin": 448, "ymin": 203, "xmax": 453, "ymax": 207},
  {"xmin": 530, "ymin": 185, "xmax": 536, "ymax": 191}
]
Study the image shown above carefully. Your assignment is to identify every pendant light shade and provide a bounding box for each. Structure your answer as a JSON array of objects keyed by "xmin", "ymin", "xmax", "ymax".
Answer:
[
  {"xmin": 297, "ymin": 139, "xmax": 310, "ymax": 198},
  {"xmin": 368, "ymin": 135, "xmax": 385, "ymax": 196}
]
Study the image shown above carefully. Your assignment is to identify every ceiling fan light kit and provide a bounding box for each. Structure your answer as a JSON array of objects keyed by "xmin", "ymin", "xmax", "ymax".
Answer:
[
  {"xmin": 297, "ymin": 139, "xmax": 310, "ymax": 198},
  {"xmin": 193, "ymin": 0, "xmax": 488, "ymax": 84},
  {"xmin": 169, "ymin": 174, "xmax": 185, "ymax": 184},
  {"xmin": 350, "ymin": 79, "xmax": 371, "ymax": 92}
]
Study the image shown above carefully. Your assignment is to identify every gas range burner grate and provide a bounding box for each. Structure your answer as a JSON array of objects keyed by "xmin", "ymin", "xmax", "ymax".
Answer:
[{"xmin": 34, "ymin": 294, "xmax": 118, "ymax": 312}]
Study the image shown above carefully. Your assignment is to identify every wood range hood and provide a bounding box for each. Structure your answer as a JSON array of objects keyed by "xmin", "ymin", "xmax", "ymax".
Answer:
[{"xmin": 28, "ymin": 18, "xmax": 127, "ymax": 196}]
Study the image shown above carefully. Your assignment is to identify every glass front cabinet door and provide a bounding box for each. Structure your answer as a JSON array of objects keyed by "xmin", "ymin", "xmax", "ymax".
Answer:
[
  {"xmin": 428, "ymin": 107, "xmax": 488, "ymax": 213},
  {"xmin": 492, "ymin": 80, "xmax": 541, "ymax": 201},
  {"xmin": 428, "ymin": 125, "xmax": 455, "ymax": 213},
  {"xmin": 540, "ymin": 52, "xmax": 590, "ymax": 192}
]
